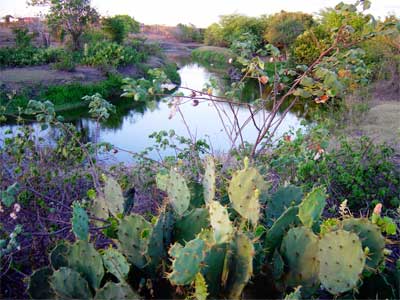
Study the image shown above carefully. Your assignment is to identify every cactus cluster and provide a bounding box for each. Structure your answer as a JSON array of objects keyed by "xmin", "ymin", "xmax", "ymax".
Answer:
[{"xmin": 28, "ymin": 156, "xmax": 393, "ymax": 300}]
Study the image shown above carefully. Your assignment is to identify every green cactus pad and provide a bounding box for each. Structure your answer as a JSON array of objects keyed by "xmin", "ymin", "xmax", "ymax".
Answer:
[
  {"xmin": 174, "ymin": 208, "xmax": 210, "ymax": 243},
  {"xmin": 298, "ymin": 186, "xmax": 327, "ymax": 228},
  {"xmin": 156, "ymin": 170, "xmax": 169, "ymax": 192},
  {"xmin": 91, "ymin": 195, "xmax": 109, "ymax": 224},
  {"xmin": 318, "ymin": 230, "xmax": 366, "ymax": 295},
  {"xmin": 168, "ymin": 238, "xmax": 206, "ymax": 285},
  {"xmin": 202, "ymin": 242, "xmax": 228, "ymax": 296},
  {"xmin": 67, "ymin": 240, "xmax": 104, "ymax": 290},
  {"xmin": 226, "ymin": 233, "xmax": 254, "ymax": 299},
  {"xmin": 146, "ymin": 210, "xmax": 169, "ymax": 273},
  {"xmin": 50, "ymin": 267, "xmax": 92, "ymax": 299},
  {"xmin": 167, "ymin": 169, "xmax": 191, "ymax": 216},
  {"xmin": 102, "ymin": 248, "xmax": 130, "ymax": 282},
  {"xmin": 228, "ymin": 166, "xmax": 266, "ymax": 225},
  {"xmin": 104, "ymin": 176, "xmax": 124, "ymax": 217},
  {"xmin": 203, "ymin": 156, "xmax": 216, "ymax": 204},
  {"xmin": 266, "ymin": 185, "xmax": 303, "ymax": 227},
  {"xmin": 71, "ymin": 202, "xmax": 89, "ymax": 241},
  {"xmin": 272, "ymin": 249, "xmax": 284, "ymax": 280},
  {"xmin": 342, "ymin": 218, "xmax": 385, "ymax": 270},
  {"xmin": 50, "ymin": 242, "xmax": 70, "ymax": 270},
  {"xmin": 265, "ymin": 206, "xmax": 301, "ymax": 253},
  {"xmin": 95, "ymin": 282, "xmax": 141, "ymax": 300},
  {"xmin": 209, "ymin": 201, "xmax": 233, "ymax": 244},
  {"xmin": 281, "ymin": 227, "xmax": 319, "ymax": 289},
  {"xmin": 27, "ymin": 267, "xmax": 55, "ymax": 299},
  {"xmin": 284, "ymin": 286, "xmax": 302, "ymax": 300},
  {"xmin": 118, "ymin": 214, "xmax": 152, "ymax": 268}
]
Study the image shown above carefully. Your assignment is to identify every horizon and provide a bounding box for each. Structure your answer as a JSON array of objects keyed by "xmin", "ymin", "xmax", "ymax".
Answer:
[{"xmin": 0, "ymin": 0, "xmax": 399, "ymax": 27}]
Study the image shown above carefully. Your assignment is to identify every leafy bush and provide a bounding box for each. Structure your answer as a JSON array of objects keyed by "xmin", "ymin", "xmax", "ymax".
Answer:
[
  {"xmin": 53, "ymin": 53, "xmax": 76, "ymax": 72},
  {"xmin": 12, "ymin": 26, "xmax": 34, "ymax": 48},
  {"xmin": 0, "ymin": 47, "xmax": 66, "ymax": 68},
  {"xmin": 192, "ymin": 46, "xmax": 234, "ymax": 66},
  {"xmin": 271, "ymin": 133, "xmax": 400, "ymax": 209},
  {"xmin": 82, "ymin": 41, "xmax": 147, "ymax": 69},
  {"xmin": 102, "ymin": 15, "xmax": 140, "ymax": 44},
  {"xmin": 174, "ymin": 23, "xmax": 203, "ymax": 42}
]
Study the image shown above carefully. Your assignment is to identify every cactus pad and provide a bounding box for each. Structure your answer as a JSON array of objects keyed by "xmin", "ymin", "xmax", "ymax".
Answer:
[
  {"xmin": 342, "ymin": 218, "xmax": 385, "ymax": 270},
  {"xmin": 281, "ymin": 227, "xmax": 319, "ymax": 289},
  {"xmin": 203, "ymin": 156, "xmax": 216, "ymax": 204},
  {"xmin": 174, "ymin": 208, "xmax": 210, "ymax": 243},
  {"xmin": 50, "ymin": 242, "xmax": 69, "ymax": 270},
  {"xmin": 318, "ymin": 230, "xmax": 366, "ymax": 295},
  {"xmin": 266, "ymin": 185, "xmax": 303, "ymax": 226},
  {"xmin": 298, "ymin": 186, "xmax": 327, "ymax": 228},
  {"xmin": 228, "ymin": 165, "xmax": 267, "ymax": 225},
  {"xmin": 71, "ymin": 202, "xmax": 89, "ymax": 241},
  {"xmin": 193, "ymin": 272, "xmax": 209, "ymax": 300},
  {"xmin": 27, "ymin": 267, "xmax": 55, "ymax": 299},
  {"xmin": 118, "ymin": 214, "xmax": 152, "ymax": 268},
  {"xmin": 265, "ymin": 206, "xmax": 301, "ymax": 253},
  {"xmin": 202, "ymin": 242, "xmax": 228, "ymax": 296},
  {"xmin": 50, "ymin": 267, "xmax": 92, "ymax": 299},
  {"xmin": 146, "ymin": 210, "xmax": 169, "ymax": 273},
  {"xmin": 102, "ymin": 248, "xmax": 130, "ymax": 282},
  {"xmin": 104, "ymin": 176, "xmax": 124, "ymax": 217},
  {"xmin": 168, "ymin": 238, "xmax": 206, "ymax": 285},
  {"xmin": 95, "ymin": 282, "xmax": 140, "ymax": 299},
  {"xmin": 167, "ymin": 169, "xmax": 191, "ymax": 216},
  {"xmin": 209, "ymin": 201, "xmax": 233, "ymax": 244},
  {"xmin": 67, "ymin": 240, "xmax": 104, "ymax": 290},
  {"xmin": 226, "ymin": 233, "xmax": 254, "ymax": 299}
]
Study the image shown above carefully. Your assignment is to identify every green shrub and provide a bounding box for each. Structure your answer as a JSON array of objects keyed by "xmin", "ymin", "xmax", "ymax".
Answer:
[
  {"xmin": 174, "ymin": 23, "xmax": 204, "ymax": 43},
  {"xmin": 102, "ymin": 15, "xmax": 140, "ymax": 44},
  {"xmin": 191, "ymin": 46, "xmax": 234, "ymax": 66},
  {"xmin": 12, "ymin": 26, "xmax": 34, "ymax": 48},
  {"xmin": 82, "ymin": 41, "xmax": 147, "ymax": 69},
  {"xmin": 0, "ymin": 47, "xmax": 66, "ymax": 68},
  {"xmin": 53, "ymin": 53, "xmax": 76, "ymax": 72}
]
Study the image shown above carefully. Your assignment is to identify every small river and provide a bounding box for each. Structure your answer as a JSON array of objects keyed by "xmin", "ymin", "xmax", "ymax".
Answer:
[{"xmin": 1, "ymin": 60, "xmax": 305, "ymax": 162}]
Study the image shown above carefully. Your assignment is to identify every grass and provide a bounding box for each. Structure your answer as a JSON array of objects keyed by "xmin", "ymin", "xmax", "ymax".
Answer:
[{"xmin": 191, "ymin": 46, "xmax": 234, "ymax": 66}]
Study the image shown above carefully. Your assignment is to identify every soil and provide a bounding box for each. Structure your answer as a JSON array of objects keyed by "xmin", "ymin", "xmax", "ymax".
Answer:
[{"xmin": 0, "ymin": 65, "xmax": 106, "ymax": 92}]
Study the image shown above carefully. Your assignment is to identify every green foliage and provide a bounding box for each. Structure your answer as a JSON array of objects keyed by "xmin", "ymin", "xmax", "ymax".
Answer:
[
  {"xmin": 174, "ymin": 23, "xmax": 203, "ymax": 43},
  {"xmin": 1, "ymin": 183, "xmax": 19, "ymax": 207},
  {"xmin": 53, "ymin": 52, "xmax": 76, "ymax": 71},
  {"xmin": 192, "ymin": 46, "xmax": 234, "ymax": 66},
  {"xmin": 102, "ymin": 15, "xmax": 140, "ymax": 44},
  {"xmin": 264, "ymin": 11, "xmax": 314, "ymax": 52},
  {"xmin": 12, "ymin": 26, "xmax": 34, "ymax": 48},
  {"xmin": 82, "ymin": 41, "xmax": 147, "ymax": 69},
  {"xmin": 174, "ymin": 208, "xmax": 210, "ymax": 243},
  {"xmin": 28, "ymin": 267, "xmax": 55, "ymax": 299},
  {"xmin": 95, "ymin": 282, "xmax": 140, "ymax": 300},
  {"xmin": 0, "ymin": 47, "xmax": 66, "ymax": 68},
  {"xmin": 51, "ymin": 267, "xmax": 92, "ymax": 299},
  {"xmin": 83, "ymin": 93, "xmax": 115, "ymax": 120}
]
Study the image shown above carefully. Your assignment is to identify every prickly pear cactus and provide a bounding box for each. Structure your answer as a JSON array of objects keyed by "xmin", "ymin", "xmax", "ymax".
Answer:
[
  {"xmin": 168, "ymin": 238, "xmax": 206, "ymax": 285},
  {"xmin": 167, "ymin": 169, "xmax": 191, "ymax": 216},
  {"xmin": 202, "ymin": 241, "xmax": 228, "ymax": 296},
  {"xmin": 50, "ymin": 242, "xmax": 69, "ymax": 270},
  {"xmin": 284, "ymin": 286, "xmax": 302, "ymax": 300},
  {"xmin": 193, "ymin": 272, "xmax": 209, "ymax": 300},
  {"xmin": 298, "ymin": 186, "xmax": 327, "ymax": 228},
  {"xmin": 102, "ymin": 247, "xmax": 130, "ymax": 282},
  {"xmin": 146, "ymin": 209, "xmax": 170, "ymax": 273},
  {"xmin": 118, "ymin": 214, "xmax": 152, "ymax": 268},
  {"xmin": 318, "ymin": 230, "xmax": 366, "ymax": 295},
  {"xmin": 67, "ymin": 240, "xmax": 104, "ymax": 290},
  {"xmin": 27, "ymin": 267, "xmax": 55, "ymax": 299},
  {"xmin": 71, "ymin": 202, "xmax": 89, "ymax": 241},
  {"xmin": 266, "ymin": 185, "xmax": 303, "ymax": 226},
  {"xmin": 281, "ymin": 227, "xmax": 319, "ymax": 290},
  {"xmin": 95, "ymin": 282, "xmax": 140, "ymax": 300},
  {"xmin": 209, "ymin": 201, "xmax": 233, "ymax": 244},
  {"xmin": 50, "ymin": 267, "xmax": 92, "ymax": 299},
  {"xmin": 226, "ymin": 233, "xmax": 254, "ymax": 299},
  {"xmin": 342, "ymin": 218, "xmax": 385, "ymax": 270},
  {"xmin": 272, "ymin": 249, "xmax": 284, "ymax": 280},
  {"xmin": 174, "ymin": 208, "xmax": 210, "ymax": 243},
  {"xmin": 228, "ymin": 158, "xmax": 266, "ymax": 225},
  {"xmin": 265, "ymin": 206, "xmax": 301, "ymax": 253},
  {"xmin": 156, "ymin": 170, "xmax": 169, "ymax": 192},
  {"xmin": 104, "ymin": 176, "xmax": 124, "ymax": 217},
  {"xmin": 203, "ymin": 156, "xmax": 216, "ymax": 204},
  {"xmin": 91, "ymin": 195, "xmax": 109, "ymax": 224}
]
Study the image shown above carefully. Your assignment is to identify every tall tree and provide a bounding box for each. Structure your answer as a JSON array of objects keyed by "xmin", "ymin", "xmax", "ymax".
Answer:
[{"xmin": 29, "ymin": 0, "xmax": 99, "ymax": 50}]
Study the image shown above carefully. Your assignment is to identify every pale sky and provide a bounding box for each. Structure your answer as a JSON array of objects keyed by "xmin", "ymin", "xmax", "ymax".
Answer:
[{"xmin": 1, "ymin": 0, "xmax": 399, "ymax": 27}]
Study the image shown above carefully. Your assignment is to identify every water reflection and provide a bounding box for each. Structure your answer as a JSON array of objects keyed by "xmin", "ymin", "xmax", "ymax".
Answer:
[{"xmin": 1, "ymin": 62, "xmax": 306, "ymax": 163}]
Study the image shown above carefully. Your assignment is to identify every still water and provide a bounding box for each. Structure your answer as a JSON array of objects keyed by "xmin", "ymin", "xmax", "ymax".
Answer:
[{"xmin": 1, "ymin": 61, "xmax": 305, "ymax": 163}]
